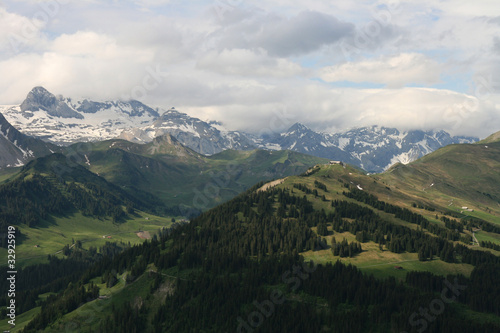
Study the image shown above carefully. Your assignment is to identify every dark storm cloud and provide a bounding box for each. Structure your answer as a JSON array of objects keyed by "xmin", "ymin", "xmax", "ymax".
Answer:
[
  {"xmin": 214, "ymin": 10, "xmax": 354, "ymax": 57},
  {"xmin": 254, "ymin": 11, "xmax": 354, "ymax": 56}
]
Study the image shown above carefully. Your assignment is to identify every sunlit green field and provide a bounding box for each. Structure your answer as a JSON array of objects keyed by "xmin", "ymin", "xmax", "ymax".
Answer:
[
  {"xmin": 302, "ymin": 231, "xmax": 474, "ymax": 280},
  {"xmin": 0, "ymin": 212, "xmax": 174, "ymax": 268}
]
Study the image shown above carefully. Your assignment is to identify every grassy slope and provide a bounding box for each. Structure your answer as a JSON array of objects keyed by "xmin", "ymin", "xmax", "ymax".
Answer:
[
  {"xmin": 19, "ymin": 264, "xmax": 188, "ymax": 333},
  {"xmin": 0, "ymin": 167, "xmax": 20, "ymax": 183},
  {"xmin": 271, "ymin": 163, "xmax": 497, "ymax": 279},
  {"xmin": 380, "ymin": 142, "xmax": 500, "ymax": 218},
  {"xmin": 0, "ymin": 306, "xmax": 40, "ymax": 332},
  {"xmin": 0, "ymin": 152, "xmax": 178, "ymax": 267},
  {"xmin": 0, "ymin": 212, "xmax": 174, "ymax": 268},
  {"xmin": 477, "ymin": 130, "xmax": 500, "ymax": 144},
  {"xmin": 302, "ymin": 230, "xmax": 474, "ymax": 280}
]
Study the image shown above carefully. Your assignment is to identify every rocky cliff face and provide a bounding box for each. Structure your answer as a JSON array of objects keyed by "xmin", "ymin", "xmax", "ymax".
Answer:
[{"xmin": 0, "ymin": 112, "xmax": 61, "ymax": 168}]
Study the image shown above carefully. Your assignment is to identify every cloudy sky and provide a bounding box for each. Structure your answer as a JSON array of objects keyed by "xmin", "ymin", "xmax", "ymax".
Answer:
[{"xmin": 0, "ymin": 0, "xmax": 499, "ymax": 138}]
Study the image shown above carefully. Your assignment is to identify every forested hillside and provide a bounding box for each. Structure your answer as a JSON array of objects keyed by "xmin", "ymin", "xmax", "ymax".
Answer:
[{"xmin": 9, "ymin": 166, "xmax": 499, "ymax": 332}]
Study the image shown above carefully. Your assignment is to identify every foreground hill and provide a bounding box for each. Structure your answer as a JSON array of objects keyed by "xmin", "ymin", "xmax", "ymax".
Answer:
[{"xmin": 6, "ymin": 146, "xmax": 500, "ymax": 331}]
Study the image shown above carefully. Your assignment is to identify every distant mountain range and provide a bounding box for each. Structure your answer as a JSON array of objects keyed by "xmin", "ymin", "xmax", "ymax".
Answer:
[
  {"xmin": 264, "ymin": 123, "xmax": 477, "ymax": 172},
  {"xmin": 0, "ymin": 86, "xmax": 479, "ymax": 172}
]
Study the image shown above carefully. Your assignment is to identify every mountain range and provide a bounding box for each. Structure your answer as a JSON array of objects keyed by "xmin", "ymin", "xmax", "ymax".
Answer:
[
  {"xmin": 0, "ymin": 87, "xmax": 478, "ymax": 173},
  {"xmin": 2, "ymin": 126, "xmax": 499, "ymax": 332},
  {"xmin": 263, "ymin": 123, "xmax": 477, "ymax": 172}
]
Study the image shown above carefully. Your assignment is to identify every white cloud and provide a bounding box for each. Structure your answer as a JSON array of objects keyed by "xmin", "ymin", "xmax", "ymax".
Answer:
[
  {"xmin": 178, "ymin": 83, "xmax": 499, "ymax": 138},
  {"xmin": 0, "ymin": 0, "xmax": 499, "ymax": 140},
  {"xmin": 320, "ymin": 53, "xmax": 442, "ymax": 88},
  {"xmin": 196, "ymin": 48, "xmax": 306, "ymax": 77},
  {"xmin": 0, "ymin": 7, "xmax": 46, "ymax": 56},
  {"xmin": 430, "ymin": 0, "xmax": 500, "ymax": 17},
  {"xmin": 0, "ymin": 30, "xmax": 159, "ymax": 101},
  {"xmin": 51, "ymin": 31, "xmax": 153, "ymax": 61}
]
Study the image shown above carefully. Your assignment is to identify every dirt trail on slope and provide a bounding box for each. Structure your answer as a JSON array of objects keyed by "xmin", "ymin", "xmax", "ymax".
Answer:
[
  {"xmin": 136, "ymin": 231, "xmax": 152, "ymax": 239},
  {"xmin": 257, "ymin": 178, "xmax": 287, "ymax": 192}
]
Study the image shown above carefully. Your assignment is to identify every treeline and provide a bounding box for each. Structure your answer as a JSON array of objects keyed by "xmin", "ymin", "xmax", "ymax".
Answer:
[
  {"xmin": 100, "ymin": 302, "xmax": 145, "ymax": 333},
  {"xmin": 155, "ymin": 188, "xmax": 319, "ymax": 263},
  {"xmin": 406, "ymin": 264, "xmax": 500, "ymax": 316},
  {"xmin": 480, "ymin": 240, "xmax": 500, "ymax": 251},
  {"xmin": 0, "ymin": 173, "xmax": 129, "ymax": 228},
  {"xmin": 23, "ymin": 282, "xmax": 100, "ymax": 332},
  {"xmin": 0, "ymin": 255, "xmax": 89, "ymax": 315},
  {"xmin": 65, "ymin": 182, "xmax": 127, "ymax": 222},
  {"xmin": 329, "ymin": 199, "xmax": 446, "ymax": 261},
  {"xmin": 0, "ymin": 242, "xmax": 125, "ymax": 316},
  {"xmin": 344, "ymin": 187, "xmax": 462, "ymax": 241},
  {"xmin": 0, "ymin": 174, "xmax": 72, "ymax": 228},
  {"xmin": 331, "ymin": 238, "xmax": 362, "ymax": 257},
  {"xmin": 17, "ymin": 181, "xmax": 500, "ymax": 332},
  {"xmin": 329, "ymin": 197, "xmax": 500, "ymax": 265},
  {"xmin": 88, "ymin": 233, "xmax": 500, "ymax": 332},
  {"xmin": 464, "ymin": 216, "xmax": 500, "ymax": 234},
  {"xmin": 441, "ymin": 216, "xmax": 464, "ymax": 232},
  {"xmin": 314, "ymin": 180, "xmax": 328, "ymax": 192},
  {"xmin": 293, "ymin": 183, "xmax": 326, "ymax": 200},
  {"xmin": 441, "ymin": 214, "xmax": 500, "ymax": 236}
]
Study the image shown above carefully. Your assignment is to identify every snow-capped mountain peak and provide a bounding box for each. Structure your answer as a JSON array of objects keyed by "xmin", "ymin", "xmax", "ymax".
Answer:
[
  {"xmin": 118, "ymin": 107, "xmax": 257, "ymax": 155},
  {"xmin": 264, "ymin": 123, "xmax": 478, "ymax": 172},
  {"xmin": 1, "ymin": 87, "xmax": 158, "ymax": 145}
]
